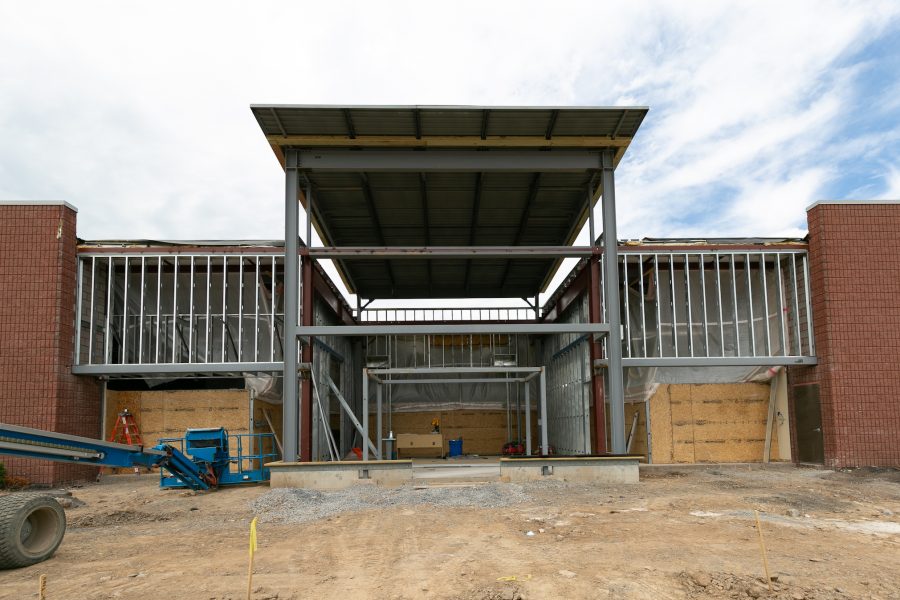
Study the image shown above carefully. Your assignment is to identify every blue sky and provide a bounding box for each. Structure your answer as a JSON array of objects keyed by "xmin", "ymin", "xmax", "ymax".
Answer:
[{"xmin": 1, "ymin": 1, "xmax": 898, "ymax": 300}]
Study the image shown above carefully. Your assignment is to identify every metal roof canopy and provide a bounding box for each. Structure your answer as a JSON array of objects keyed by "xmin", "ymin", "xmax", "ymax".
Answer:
[{"xmin": 252, "ymin": 105, "xmax": 648, "ymax": 299}]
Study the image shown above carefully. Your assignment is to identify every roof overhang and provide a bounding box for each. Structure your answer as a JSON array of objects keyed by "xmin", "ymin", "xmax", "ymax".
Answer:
[{"xmin": 252, "ymin": 105, "xmax": 648, "ymax": 299}]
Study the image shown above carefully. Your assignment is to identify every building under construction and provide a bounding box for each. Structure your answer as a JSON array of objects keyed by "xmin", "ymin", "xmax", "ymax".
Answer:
[{"xmin": 1, "ymin": 105, "xmax": 897, "ymax": 486}]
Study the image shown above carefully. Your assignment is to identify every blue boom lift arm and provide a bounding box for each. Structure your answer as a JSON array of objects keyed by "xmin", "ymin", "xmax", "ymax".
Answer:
[{"xmin": 0, "ymin": 423, "xmax": 216, "ymax": 490}]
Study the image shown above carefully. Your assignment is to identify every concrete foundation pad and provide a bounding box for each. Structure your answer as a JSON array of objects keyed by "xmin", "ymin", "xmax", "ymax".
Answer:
[
  {"xmin": 500, "ymin": 456, "xmax": 641, "ymax": 484},
  {"xmin": 267, "ymin": 460, "xmax": 413, "ymax": 490}
]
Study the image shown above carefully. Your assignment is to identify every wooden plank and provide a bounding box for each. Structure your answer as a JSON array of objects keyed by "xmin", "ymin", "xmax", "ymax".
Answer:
[{"xmin": 763, "ymin": 373, "xmax": 778, "ymax": 463}]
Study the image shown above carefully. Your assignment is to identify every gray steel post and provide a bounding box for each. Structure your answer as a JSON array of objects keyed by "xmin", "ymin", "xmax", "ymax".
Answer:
[
  {"xmin": 283, "ymin": 149, "xmax": 300, "ymax": 462},
  {"xmin": 362, "ymin": 369, "xmax": 369, "ymax": 461},
  {"xmin": 525, "ymin": 381, "xmax": 532, "ymax": 456},
  {"xmin": 601, "ymin": 151, "xmax": 626, "ymax": 454},
  {"xmin": 376, "ymin": 383, "xmax": 383, "ymax": 460},
  {"xmin": 539, "ymin": 366, "xmax": 549, "ymax": 455}
]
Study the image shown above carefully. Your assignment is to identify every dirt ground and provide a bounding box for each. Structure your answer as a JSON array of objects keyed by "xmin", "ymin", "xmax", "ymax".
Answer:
[{"xmin": 1, "ymin": 465, "xmax": 899, "ymax": 600}]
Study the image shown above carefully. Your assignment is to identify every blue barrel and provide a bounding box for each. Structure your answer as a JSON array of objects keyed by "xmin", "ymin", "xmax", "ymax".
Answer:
[{"xmin": 448, "ymin": 438, "xmax": 463, "ymax": 457}]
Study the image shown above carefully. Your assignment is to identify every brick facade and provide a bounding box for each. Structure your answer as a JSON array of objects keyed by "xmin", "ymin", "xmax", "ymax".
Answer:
[
  {"xmin": 0, "ymin": 202, "xmax": 100, "ymax": 485},
  {"xmin": 789, "ymin": 202, "xmax": 900, "ymax": 467}
]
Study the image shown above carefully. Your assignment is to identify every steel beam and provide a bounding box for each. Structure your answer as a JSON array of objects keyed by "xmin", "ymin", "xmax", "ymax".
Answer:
[
  {"xmin": 73, "ymin": 362, "xmax": 284, "ymax": 375},
  {"xmin": 601, "ymin": 150, "xmax": 626, "ymax": 454},
  {"xmin": 283, "ymin": 149, "xmax": 300, "ymax": 462},
  {"xmin": 308, "ymin": 246, "xmax": 593, "ymax": 259},
  {"xmin": 605, "ymin": 356, "xmax": 819, "ymax": 367},
  {"xmin": 374, "ymin": 378, "xmax": 527, "ymax": 385},
  {"xmin": 297, "ymin": 150, "xmax": 603, "ymax": 172},
  {"xmin": 299, "ymin": 324, "xmax": 609, "ymax": 337},
  {"xmin": 368, "ymin": 366, "xmax": 541, "ymax": 375}
]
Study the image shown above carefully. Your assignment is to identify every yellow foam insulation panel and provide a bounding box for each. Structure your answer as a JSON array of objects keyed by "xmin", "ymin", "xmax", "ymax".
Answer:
[
  {"xmin": 105, "ymin": 389, "xmax": 251, "ymax": 444},
  {"xmin": 647, "ymin": 383, "xmax": 781, "ymax": 463},
  {"xmin": 368, "ymin": 410, "xmax": 539, "ymax": 456}
]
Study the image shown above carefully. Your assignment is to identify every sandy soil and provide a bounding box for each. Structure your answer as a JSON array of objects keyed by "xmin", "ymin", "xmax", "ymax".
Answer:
[{"xmin": 1, "ymin": 465, "xmax": 898, "ymax": 599}]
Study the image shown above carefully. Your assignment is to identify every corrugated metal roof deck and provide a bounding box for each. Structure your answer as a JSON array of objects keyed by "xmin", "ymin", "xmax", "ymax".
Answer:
[{"xmin": 251, "ymin": 105, "xmax": 648, "ymax": 299}]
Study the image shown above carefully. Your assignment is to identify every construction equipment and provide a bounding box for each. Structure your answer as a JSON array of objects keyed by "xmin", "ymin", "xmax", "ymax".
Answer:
[
  {"xmin": 0, "ymin": 422, "xmax": 276, "ymax": 568},
  {"xmin": 156, "ymin": 428, "xmax": 276, "ymax": 489}
]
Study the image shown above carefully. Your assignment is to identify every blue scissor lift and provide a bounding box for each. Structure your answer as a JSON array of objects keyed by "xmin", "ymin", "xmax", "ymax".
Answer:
[{"xmin": 0, "ymin": 422, "xmax": 277, "ymax": 569}]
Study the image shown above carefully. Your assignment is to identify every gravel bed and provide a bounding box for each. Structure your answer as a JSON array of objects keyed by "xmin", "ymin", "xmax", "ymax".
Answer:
[{"xmin": 251, "ymin": 483, "xmax": 532, "ymax": 523}]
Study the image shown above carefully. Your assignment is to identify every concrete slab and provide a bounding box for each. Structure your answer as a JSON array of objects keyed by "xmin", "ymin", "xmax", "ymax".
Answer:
[
  {"xmin": 500, "ymin": 456, "xmax": 641, "ymax": 484},
  {"xmin": 267, "ymin": 460, "xmax": 413, "ymax": 490}
]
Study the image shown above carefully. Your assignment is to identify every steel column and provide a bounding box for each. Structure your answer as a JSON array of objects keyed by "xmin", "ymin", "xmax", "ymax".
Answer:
[
  {"xmin": 525, "ymin": 382, "xmax": 532, "ymax": 456},
  {"xmin": 539, "ymin": 366, "xmax": 549, "ymax": 455},
  {"xmin": 376, "ymin": 383, "xmax": 383, "ymax": 460},
  {"xmin": 601, "ymin": 150, "xmax": 626, "ymax": 454},
  {"xmin": 283, "ymin": 149, "xmax": 300, "ymax": 462},
  {"xmin": 362, "ymin": 369, "xmax": 369, "ymax": 461}
]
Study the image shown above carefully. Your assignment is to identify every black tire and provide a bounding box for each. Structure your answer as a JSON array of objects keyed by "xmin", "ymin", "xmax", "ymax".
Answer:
[{"xmin": 0, "ymin": 494, "xmax": 66, "ymax": 569}]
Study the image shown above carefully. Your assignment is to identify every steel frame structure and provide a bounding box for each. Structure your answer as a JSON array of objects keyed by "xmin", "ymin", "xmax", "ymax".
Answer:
[
  {"xmin": 615, "ymin": 249, "xmax": 815, "ymax": 363},
  {"xmin": 282, "ymin": 146, "xmax": 626, "ymax": 461},
  {"xmin": 73, "ymin": 252, "xmax": 286, "ymax": 375},
  {"xmin": 361, "ymin": 366, "xmax": 549, "ymax": 460}
]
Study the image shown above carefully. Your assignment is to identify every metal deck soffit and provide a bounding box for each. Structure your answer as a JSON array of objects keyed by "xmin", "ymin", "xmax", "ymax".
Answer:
[{"xmin": 251, "ymin": 105, "xmax": 648, "ymax": 299}]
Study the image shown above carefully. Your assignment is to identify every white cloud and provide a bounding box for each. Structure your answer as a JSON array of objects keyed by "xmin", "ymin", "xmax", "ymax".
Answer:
[{"xmin": 0, "ymin": 0, "xmax": 898, "ymax": 303}]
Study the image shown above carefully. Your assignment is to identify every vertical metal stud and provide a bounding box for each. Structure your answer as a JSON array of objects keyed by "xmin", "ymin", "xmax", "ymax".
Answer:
[
  {"xmin": 790, "ymin": 254, "xmax": 802, "ymax": 356},
  {"xmin": 189, "ymin": 256, "xmax": 195, "ymax": 363},
  {"xmin": 88, "ymin": 257, "xmax": 96, "ymax": 365},
  {"xmin": 172, "ymin": 256, "xmax": 179, "ymax": 363},
  {"xmin": 104, "ymin": 257, "xmax": 112, "ymax": 364},
  {"xmin": 238, "ymin": 257, "xmax": 244, "ymax": 362},
  {"xmin": 255, "ymin": 256, "xmax": 260, "ymax": 363},
  {"xmin": 638, "ymin": 254, "xmax": 647, "ymax": 357},
  {"xmin": 669, "ymin": 254, "xmax": 678, "ymax": 356},
  {"xmin": 138, "ymin": 257, "xmax": 145, "ymax": 364},
  {"xmin": 746, "ymin": 253, "xmax": 756, "ymax": 356},
  {"xmin": 715, "ymin": 253, "xmax": 725, "ymax": 357},
  {"xmin": 700, "ymin": 254, "xmax": 709, "ymax": 357},
  {"xmin": 684, "ymin": 253, "xmax": 693, "ymax": 357},
  {"xmin": 122, "ymin": 257, "xmax": 129, "ymax": 364},
  {"xmin": 654, "ymin": 255, "xmax": 662, "ymax": 357},
  {"xmin": 623, "ymin": 254, "xmax": 631, "ymax": 358},
  {"xmin": 775, "ymin": 254, "xmax": 787, "ymax": 356},
  {"xmin": 221, "ymin": 256, "xmax": 228, "ymax": 361},
  {"xmin": 760, "ymin": 253, "xmax": 771, "ymax": 356},
  {"xmin": 155, "ymin": 256, "xmax": 162, "ymax": 363},
  {"xmin": 730, "ymin": 254, "xmax": 740, "ymax": 356},
  {"xmin": 75, "ymin": 257, "xmax": 84, "ymax": 365},
  {"xmin": 802, "ymin": 253, "xmax": 815, "ymax": 356},
  {"xmin": 270, "ymin": 256, "xmax": 276, "ymax": 362}
]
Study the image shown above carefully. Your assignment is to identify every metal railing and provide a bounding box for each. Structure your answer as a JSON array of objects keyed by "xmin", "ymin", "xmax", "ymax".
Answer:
[{"xmin": 357, "ymin": 306, "xmax": 536, "ymax": 323}]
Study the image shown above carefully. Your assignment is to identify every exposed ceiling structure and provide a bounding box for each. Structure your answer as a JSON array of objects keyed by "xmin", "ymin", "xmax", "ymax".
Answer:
[{"xmin": 252, "ymin": 105, "xmax": 648, "ymax": 299}]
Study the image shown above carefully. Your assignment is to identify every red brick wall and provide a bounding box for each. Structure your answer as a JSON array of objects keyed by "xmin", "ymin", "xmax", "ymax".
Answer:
[
  {"xmin": 0, "ymin": 203, "xmax": 100, "ymax": 485},
  {"xmin": 789, "ymin": 202, "xmax": 900, "ymax": 467}
]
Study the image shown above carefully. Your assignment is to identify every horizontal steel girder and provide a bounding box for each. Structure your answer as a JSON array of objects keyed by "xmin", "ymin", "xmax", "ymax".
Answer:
[
  {"xmin": 309, "ymin": 246, "xmax": 594, "ymax": 259},
  {"xmin": 72, "ymin": 362, "xmax": 284, "ymax": 376},
  {"xmin": 299, "ymin": 323, "xmax": 609, "ymax": 336},
  {"xmin": 597, "ymin": 356, "xmax": 819, "ymax": 368},
  {"xmin": 296, "ymin": 150, "xmax": 603, "ymax": 172}
]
